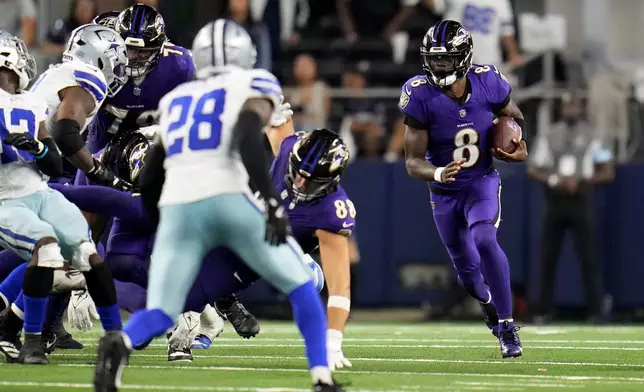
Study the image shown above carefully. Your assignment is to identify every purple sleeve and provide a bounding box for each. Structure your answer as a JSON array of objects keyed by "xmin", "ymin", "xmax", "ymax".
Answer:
[
  {"xmin": 479, "ymin": 65, "xmax": 512, "ymax": 111},
  {"xmin": 316, "ymin": 190, "xmax": 356, "ymax": 237},
  {"xmin": 49, "ymin": 184, "xmax": 149, "ymax": 226},
  {"xmin": 398, "ymin": 76, "xmax": 430, "ymax": 126}
]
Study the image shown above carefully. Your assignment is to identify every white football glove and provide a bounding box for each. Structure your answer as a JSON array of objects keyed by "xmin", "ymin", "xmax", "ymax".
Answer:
[
  {"xmin": 269, "ymin": 95, "xmax": 293, "ymax": 128},
  {"xmin": 67, "ymin": 289, "xmax": 99, "ymax": 331},
  {"xmin": 52, "ymin": 269, "xmax": 86, "ymax": 293},
  {"xmin": 168, "ymin": 311, "xmax": 201, "ymax": 350},
  {"xmin": 327, "ymin": 329, "xmax": 352, "ymax": 371}
]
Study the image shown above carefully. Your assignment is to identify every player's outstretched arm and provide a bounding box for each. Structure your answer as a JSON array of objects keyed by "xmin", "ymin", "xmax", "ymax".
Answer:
[
  {"xmin": 267, "ymin": 97, "xmax": 295, "ymax": 157},
  {"xmin": 54, "ymin": 87, "xmax": 130, "ymax": 189},
  {"xmin": 317, "ymin": 228, "xmax": 353, "ymax": 370},
  {"xmin": 317, "ymin": 229, "xmax": 351, "ymax": 332}
]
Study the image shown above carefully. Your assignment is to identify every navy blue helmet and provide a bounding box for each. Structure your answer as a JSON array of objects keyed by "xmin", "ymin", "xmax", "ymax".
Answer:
[{"xmin": 116, "ymin": 4, "xmax": 167, "ymax": 77}]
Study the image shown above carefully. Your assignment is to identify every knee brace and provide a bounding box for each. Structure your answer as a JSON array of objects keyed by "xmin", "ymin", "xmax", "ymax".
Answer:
[
  {"xmin": 36, "ymin": 243, "xmax": 65, "ymax": 269},
  {"xmin": 72, "ymin": 242, "xmax": 97, "ymax": 272}
]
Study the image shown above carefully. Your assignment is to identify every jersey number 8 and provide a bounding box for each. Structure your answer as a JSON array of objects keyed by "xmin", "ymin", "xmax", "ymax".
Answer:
[
  {"xmin": 334, "ymin": 199, "xmax": 356, "ymax": 219},
  {"xmin": 453, "ymin": 127, "xmax": 479, "ymax": 168},
  {"xmin": 166, "ymin": 89, "xmax": 226, "ymax": 157}
]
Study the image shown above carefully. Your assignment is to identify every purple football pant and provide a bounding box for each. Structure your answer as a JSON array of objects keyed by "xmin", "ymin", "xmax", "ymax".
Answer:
[
  {"xmin": 114, "ymin": 247, "xmax": 259, "ymax": 313},
  {"xmin": 0, "ymin": 250, "xmax": 26, "ymax": 282},
  {"xmin": 431, "ymin": 171, "xmax": 513, "ymax": 320}
]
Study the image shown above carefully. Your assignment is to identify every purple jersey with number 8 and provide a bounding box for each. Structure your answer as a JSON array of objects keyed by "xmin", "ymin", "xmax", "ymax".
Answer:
[{"xmin": 399, "ymin": 64, "xmax": 511, "ymax": 190}]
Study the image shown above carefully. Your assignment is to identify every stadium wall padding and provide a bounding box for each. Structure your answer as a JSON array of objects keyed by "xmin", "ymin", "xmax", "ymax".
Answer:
[{"xmin": 243, "ymin": 162, "xmax": 644, "ymax": 309}]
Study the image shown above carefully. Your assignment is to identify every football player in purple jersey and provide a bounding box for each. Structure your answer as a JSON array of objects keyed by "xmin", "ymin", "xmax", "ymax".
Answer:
[
  {"xmin": 399, "ymin": 20, "xmax": 527, "ymax": 358},
  {"xmin": 266, "ymin": 102, "xmax": 356, "ymax": 371}
]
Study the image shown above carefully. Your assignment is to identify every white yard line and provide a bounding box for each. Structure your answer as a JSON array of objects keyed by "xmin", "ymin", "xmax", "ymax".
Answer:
[
  {"xmin": 52, "ymin": 352, "xmax": 644, "ymax": 368},
  {"xmin": 71, "ymin": 342, "xmax": 644, "ymax": 351},
  {"xmin": 56, "ymin": 364, "xmax": 644, "ymax": 384},
  {"xmin": 455, "ymin": 381, "xmax": 581, "ymax": 389},
  {"xmin": 74, "ymin": 338, "xmax": 644, "ymax": 344}
]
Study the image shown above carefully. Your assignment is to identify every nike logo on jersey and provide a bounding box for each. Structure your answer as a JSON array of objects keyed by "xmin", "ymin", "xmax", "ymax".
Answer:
[
  {"xmin": 233, "ymin": 272, "xmax": 243, "ymax": 283},
  {"xmin": 342, "ymin": 222, "xmax": 354, "ymax": 228}
]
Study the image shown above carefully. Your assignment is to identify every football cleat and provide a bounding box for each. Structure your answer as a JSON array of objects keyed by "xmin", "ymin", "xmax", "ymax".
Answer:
[
  {"xmin": 314, "ymin": 380, "xmax": 345, "ymax": 392},
  {"xmin": 167, "ymin": 345, "xmax": 193, "ymax": 362},
  {"xmin": 498, "ymin": 321, "xmax": 523, "ymax": 358},
  {"xmin": 191, "ymin": 334, "xmax": 212, "ymax": 350},
  {"xmin": 18, "ymin": 334, "xmax": 48, "ymax": 365},
  {"xmin": 215, "ymin": 295, "xmax": 260, "ymax": 339},
  {"xmin": 94, "ymin": 331, "xmax": 130, "ymax": 392},
  {"xmin": 479, "ymin": 302, "xmax": 500, "ymax": 337}
]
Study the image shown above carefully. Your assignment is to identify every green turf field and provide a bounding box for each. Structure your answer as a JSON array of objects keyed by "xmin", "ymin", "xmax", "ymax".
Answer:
[{"xmin": 0, "ymin": 322, "xmax": 643, "ymax": 391}]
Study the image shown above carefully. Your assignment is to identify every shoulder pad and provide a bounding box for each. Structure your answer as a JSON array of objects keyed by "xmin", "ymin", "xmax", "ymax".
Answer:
[{"xmin": 247, "ymin": 69, "xmax": 282, "ymax": 109}]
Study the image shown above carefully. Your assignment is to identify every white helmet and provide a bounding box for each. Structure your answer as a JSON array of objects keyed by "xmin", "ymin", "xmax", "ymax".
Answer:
[
  {"xmin": 0, "ymin": 31, "xmax": 36, "ymax": 91},
  {"xmin": 63, "ymin": 24, "xmax": 129, "ymax": 97},
  {"xmin": 192, "ymin": 19, "xmax": 256, "ymax": 78}
]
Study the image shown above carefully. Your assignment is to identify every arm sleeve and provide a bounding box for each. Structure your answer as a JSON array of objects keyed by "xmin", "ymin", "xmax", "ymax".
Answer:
[
  {"xmin": 138, "ymin": 142, "xmax": 166, "ymax": 228},
  {"xmin": 35, "ymin": 138, "xmax": 63, "ymax": 177}
]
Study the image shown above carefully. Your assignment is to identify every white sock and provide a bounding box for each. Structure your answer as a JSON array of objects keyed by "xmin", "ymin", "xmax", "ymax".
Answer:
[{"xmin": 311, "ymin": 366, "xmax": 333, "ymax": 385}]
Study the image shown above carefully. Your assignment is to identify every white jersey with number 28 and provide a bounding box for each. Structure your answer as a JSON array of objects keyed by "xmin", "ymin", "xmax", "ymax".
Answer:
[
  {"xmin": 0, "ymin": 89, "xmax": 49, "ymax": 200},
  {"xmin": 157, "ymin": 67, "xmax": 282, "ymax": 206}
]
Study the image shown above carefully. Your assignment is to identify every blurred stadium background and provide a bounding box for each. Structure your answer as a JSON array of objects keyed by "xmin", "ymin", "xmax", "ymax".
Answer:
[{"xmin": 6, "ymin": 0, "xmax": 644, "ymax": 324}]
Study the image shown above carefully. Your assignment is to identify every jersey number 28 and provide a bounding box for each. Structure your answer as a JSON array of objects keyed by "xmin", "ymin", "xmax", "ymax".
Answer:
[
  {"xmin": 0, "ymin": 108, "xmax": 36, "ymax": 164},
  {"xmin": 166, "ymin": 89, "xmax": 226, "ymax": 157}
]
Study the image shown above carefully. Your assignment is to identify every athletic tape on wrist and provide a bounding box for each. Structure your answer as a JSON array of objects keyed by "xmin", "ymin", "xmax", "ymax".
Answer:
[
  {"xmin": 327, "ymin": 295, "xmax": 351, "ymax": 311},
  {"xmin": 434, "ymin": 167, "xmax": 445, "ymax": 183}
]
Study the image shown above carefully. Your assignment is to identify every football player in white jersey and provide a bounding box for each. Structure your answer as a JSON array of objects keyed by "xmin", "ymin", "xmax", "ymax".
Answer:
[
  {"xmin": 430, "ymin": 0, "xmax": 523, "ymax": 67},
  {"xmin": 0, "ymin": 32, "xmax": 103, "ymax": 365},
  {"xmin": 0, "ymin": 29, "xmax": 127, "ymax": 365},
  {"xmin": 94, "ymin": 19, "xmax": 342, "ymax": 392},
  {"xmin": 29, "ymin": 23, "xmax": 131, "ymax": 189}
]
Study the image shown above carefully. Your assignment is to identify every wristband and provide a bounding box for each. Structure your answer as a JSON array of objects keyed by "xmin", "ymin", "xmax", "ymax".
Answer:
[
  {"xmin": 34, "ymin": 145, "xmax": 48, "ymax": 159},
  {"xmin": 434, "ymin": 167, "xmax": 445, "ymax": 183}
]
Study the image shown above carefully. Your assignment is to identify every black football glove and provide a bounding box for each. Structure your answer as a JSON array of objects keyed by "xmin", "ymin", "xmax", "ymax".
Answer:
[
  {"xmin": 87, "ymin": 158, "xmax": 133, "ymax": 191},
  {"xmin": 3, "ymin": 133, "xmax": 45, "ymax": 156},
  {"xmin": 264, "ymin": 198, "xmax": 291, "ymax": 246}
]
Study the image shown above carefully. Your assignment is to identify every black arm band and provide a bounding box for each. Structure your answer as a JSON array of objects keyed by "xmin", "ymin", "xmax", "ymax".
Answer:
[
  {"xmin": 51, "ymin": 119, "xmax": 85, "ymax": 156},
  {"xmin": 35, "ymin": 138, "xmax": 63, "ymax": 177},
  {"xmin": 139, "ymin": 142, "xmax": 166, "ymax": 228},
  {"xmin": 233, "ymin": 110, "xmax": 279, "ymax": 201},
  {"xmin": 403, "ymin": 114, "xmax": 428, "ymax": 130}
]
